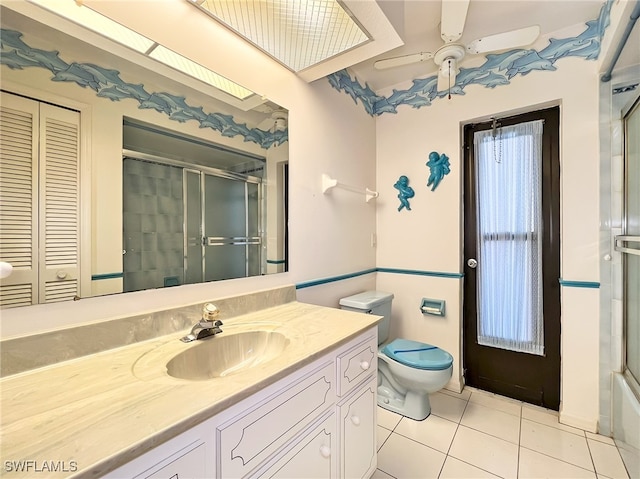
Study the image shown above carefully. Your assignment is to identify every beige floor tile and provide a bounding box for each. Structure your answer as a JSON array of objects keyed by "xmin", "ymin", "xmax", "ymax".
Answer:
[
  {"xmin": 518, "ymin": 447, "xmax": 596, "ymax": 479},
  {"xmin": 520, "ymin": 418, "xmax": 594, "ymax": 471},
  {"xmin": 439, "ymin": 456, "xmax": 501, "ymax": 478},
  {"xmin": 394, "ymin": 414, "xmax": 459, "ymax": 453},
  {"xmin": 371, "ymin": 468, "xmax": 395, "ymax": 479},
  {"xmin": 586, "ymin": 431, "xmax": 616, "ymax": 445},
  {"xmin": 377, "ymin": 406, "xmax": 402, "ymax": 431},
  {"xmin": 448, "ymin": 425, "xmax": 519, "ymax": 478},
  {"xmin": 522, "ymin": 403, "xmax": 586, "ymax": 436},
  {"xmin": 430, "ymin": 392, "xmax": 468, "ymax": 423},
  {"xmin": 440, "ymin": 387, "xmax": 472, "ymax": 401},
  {"xmin": 377, "ymin": 433, "xmax": 446, "ymax": 479},
  {"xmin": 460, "ymin": 401, "xmax": 521, "ymax": 444},
  {"xmin": 615, "ymin": 440, "xmax": 639, "ymax": 479},
  {"xmin": 377, "ymin": 425, "xmax": 392, "ymax": 451},
  {"xmin": 588, "ymin": 439, "xmax": 630, "ymax": 479},
  {"xmin": 468, "ymin": 389, "xmax": 522, "ymax": 417}
]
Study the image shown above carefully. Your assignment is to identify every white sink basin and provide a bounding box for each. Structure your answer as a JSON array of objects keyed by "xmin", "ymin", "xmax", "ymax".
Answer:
[{"xmin": 165, "ymin": 331, "xmax": 290, "ymax": 381}]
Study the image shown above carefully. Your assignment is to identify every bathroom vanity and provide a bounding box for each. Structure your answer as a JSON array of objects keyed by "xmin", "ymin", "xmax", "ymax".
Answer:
[{"xmin": 0, "ymin": 288, "xmax": 380, "ymax": 479}]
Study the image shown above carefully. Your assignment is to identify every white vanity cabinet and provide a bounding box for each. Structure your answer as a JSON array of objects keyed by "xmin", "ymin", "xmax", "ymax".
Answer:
[{"xmin": 105, "ymin": 328, "xmax": 377, "ymax": 479}]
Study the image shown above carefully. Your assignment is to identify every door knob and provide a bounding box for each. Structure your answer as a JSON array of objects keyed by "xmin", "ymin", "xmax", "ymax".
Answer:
[{"xmin": 467, "ymin": 258, "xmax": 478, "ymax": 269}]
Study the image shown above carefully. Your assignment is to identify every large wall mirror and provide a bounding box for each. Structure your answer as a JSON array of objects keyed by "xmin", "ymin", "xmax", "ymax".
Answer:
[{"xmin": 0, "ymin": 2, "xmax": 289, "ymax": 308}]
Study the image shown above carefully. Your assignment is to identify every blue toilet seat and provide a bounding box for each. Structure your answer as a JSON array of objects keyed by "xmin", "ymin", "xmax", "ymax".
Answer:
[{"xmin": 382, "ymin": 339, "xmax": 453, "ymax": 371}]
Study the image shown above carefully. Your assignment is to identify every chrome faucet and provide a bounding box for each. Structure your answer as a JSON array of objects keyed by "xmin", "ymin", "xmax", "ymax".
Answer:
[{"xmin": 180, "ymin": 303, "xmax": 223, "ymax": 342}]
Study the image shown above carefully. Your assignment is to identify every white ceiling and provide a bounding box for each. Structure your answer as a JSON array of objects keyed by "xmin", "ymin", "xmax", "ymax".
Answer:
[{"xmin": 348, "ymin": 0, "xmax": 636, "ymax": 92}]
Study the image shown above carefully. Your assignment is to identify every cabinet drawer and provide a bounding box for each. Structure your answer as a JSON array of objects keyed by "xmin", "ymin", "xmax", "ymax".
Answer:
[
  {"xmin": 337, "ymin": 335, "xmax": 376, "ymax": 397},
  {"xmin": 253, "ymin": 413, "xmax": 336, "ymax": 479},
  {"xmin": 217, "ymin": 362, "xmax": 335, "ymax": 478}
]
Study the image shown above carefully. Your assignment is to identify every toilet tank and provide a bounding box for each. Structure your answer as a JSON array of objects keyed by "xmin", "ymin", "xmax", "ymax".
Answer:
[{"xmin": 339, "ymin": 291, "xmax": 394, "ymax": 345}]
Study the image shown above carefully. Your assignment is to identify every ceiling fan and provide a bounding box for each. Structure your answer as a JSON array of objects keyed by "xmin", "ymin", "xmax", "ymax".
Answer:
[
  {"xmin": 257, "ymin": 109, "xmax": 288, "ymax": 132},
  {"xmin": 373, "ymin": 0, "xmax": 540, "ymax": 93}
]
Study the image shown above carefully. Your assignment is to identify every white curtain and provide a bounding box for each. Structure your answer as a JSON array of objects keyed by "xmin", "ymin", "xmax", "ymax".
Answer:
[{"xmin": 474, "ymin": 120, "xmax": 544, "ymax": 355}]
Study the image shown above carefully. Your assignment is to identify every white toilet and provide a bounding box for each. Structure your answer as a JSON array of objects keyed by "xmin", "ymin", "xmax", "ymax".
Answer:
[{"xmin": 340, "ymin": 291, "xmax": 453, "ymax": 421}]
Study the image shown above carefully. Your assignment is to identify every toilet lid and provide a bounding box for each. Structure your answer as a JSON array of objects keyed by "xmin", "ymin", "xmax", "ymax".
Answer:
[{"xmin": 382, "ymin": 339, "xmax": 453, "ymax": 371}]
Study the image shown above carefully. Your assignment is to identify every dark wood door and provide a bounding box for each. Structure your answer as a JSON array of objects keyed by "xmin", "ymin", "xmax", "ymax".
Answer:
[{"xmin": 463, "ymin": 107, "xmax": 561, "ymax": 410}]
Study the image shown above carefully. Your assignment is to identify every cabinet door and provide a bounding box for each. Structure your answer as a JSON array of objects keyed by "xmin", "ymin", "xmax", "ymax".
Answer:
[
  {"xmin": 143, "ymin": 443, "xmax": 206, "ymax": 479},
  {"xmin": 103, "ymin": 423, "xmax": 214, "ymax": 479},
  {"xmin": 339, "ymin": 378, "xmax": 377, "ymax": 479},
  {"xmin": 217, "ymin": 362, "xmax": 335, "ymax": 478},
  {"xmin": 255, "ymin": 413, "xmax": 336, "ymax": 479}
]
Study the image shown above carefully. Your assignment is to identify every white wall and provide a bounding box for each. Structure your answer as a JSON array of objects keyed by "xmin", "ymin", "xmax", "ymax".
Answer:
[{"xmin": 375, "ymin": 55, "xmax": 602, "ymax": 429}]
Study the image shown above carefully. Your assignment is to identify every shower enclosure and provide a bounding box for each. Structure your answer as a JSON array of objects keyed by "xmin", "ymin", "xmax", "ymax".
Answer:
[{"xmin": 123, "ymin": 155, "xmax": 263, "ymax": 292}]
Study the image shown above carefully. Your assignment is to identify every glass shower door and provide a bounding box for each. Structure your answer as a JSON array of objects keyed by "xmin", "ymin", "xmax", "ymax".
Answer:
[
  {"xmin": 184, "ymin": 169, "xmax": 203, "ymax": 285},
  {"xmin": 203, "ymin": 174, "xmax": 261, "ymax": 281},
  {"xmin": 620, "ymin": 97, "xmax": 640, "ymax": 389}
]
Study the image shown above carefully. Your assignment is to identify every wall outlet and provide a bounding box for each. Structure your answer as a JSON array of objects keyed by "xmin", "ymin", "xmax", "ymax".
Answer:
[{"xmin": 370, "ymin": 233, "xmax": 377, "ymax": 247}]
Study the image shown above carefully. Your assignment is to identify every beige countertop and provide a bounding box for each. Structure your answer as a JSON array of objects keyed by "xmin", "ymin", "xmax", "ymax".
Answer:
[{"xmin": 0, "ymin": 301, "xmax": 380, "ymax": 479}]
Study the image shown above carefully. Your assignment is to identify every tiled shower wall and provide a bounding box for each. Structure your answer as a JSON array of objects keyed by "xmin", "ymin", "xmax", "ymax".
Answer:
[{"xmin": 123, "ymin": 158, "xmax": 184, "ymax": 292}]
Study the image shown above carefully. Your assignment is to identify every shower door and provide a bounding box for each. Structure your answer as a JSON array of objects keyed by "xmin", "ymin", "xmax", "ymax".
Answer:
[
  {"xmin": 617, "ymin": 95, "xmax": 640, "ymax": 395},
  {"xmin": 184, "ymin": 171, "xmax": 261, "ymax": 283}
]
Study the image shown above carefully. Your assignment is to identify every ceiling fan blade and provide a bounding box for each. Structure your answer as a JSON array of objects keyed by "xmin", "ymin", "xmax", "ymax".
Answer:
[
  {"xmin": 441, "ymin": 0, "xmax": 470, "ymax": 43},
  {"xmin": 374, "ymin": 52, "xmax": 433, "ymax": 70},
  {"xmin": 466, "ymin": 25, "xmax": 540, "ymax": 54}
]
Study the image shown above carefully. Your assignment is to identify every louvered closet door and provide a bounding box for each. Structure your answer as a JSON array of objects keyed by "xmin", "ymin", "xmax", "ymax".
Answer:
[
  {"xmin": 38, "ymin": 103, "xmax": 80, "ymax": 304},
  {"xmin": 0, "ymin": 92, "xmax": 80, "ymax": 307},
  {"xmin": 0, "ymin": 93, "xmax": 39, "ymax": 307}
]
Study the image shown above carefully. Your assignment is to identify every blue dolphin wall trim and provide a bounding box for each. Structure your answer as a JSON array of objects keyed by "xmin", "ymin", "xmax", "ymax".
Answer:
[
  {"xmin": 0, "ymin": 28, "xmax": 287, "ymax": 150},
  {"xmin": 327, "ymin": 0, "xmax": 613, "ymax": 116}
]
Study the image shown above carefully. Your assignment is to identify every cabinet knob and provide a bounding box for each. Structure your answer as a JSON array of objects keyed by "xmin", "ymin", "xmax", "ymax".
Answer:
[
  {"xmin": 319, "ymin": 445, "xmax": 331, "ymax": 458},
  {"xmin": 56, "ymin": 270, "xmax": 68, "ymax": 280},
  {"xmin": 360, "ymin": 361, "xmax": 370, "ymax": 370},
  {"xmin": 351, "ymin": 415, "xmax": 361, "ymax": 426}
]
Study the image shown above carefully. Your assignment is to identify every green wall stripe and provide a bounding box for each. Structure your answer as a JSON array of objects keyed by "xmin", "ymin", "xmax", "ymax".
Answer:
[
  {"xmin": 377, "ymin": 267, "xmax": 464, "ymax": 279},
  {"xmin": 558, "ymin": 279, "xmax": 600, "ymax": 288},
  {"xmin": 295, "ymin": 269, "xmax": 377, "ymax": 289},
  {"xmin": 92, "ymin": 273, "xmax": 123, "ymax": 280},
  {"xmin": 295, "ymin": 267, "xmax": 462, "ymax": 289}
]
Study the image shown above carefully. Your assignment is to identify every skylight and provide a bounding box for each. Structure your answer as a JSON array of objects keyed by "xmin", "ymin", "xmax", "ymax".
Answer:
[
  {"xmin": 28, "ymin": 0, "xmax": 255, "ymax": 100},
  {"xmin": 188, "ymin": 0, "xmax": 371, "ymax": 72},
  {"xmin": 148, "ymin": 45, "xmax": 255, "ymax": 99}
]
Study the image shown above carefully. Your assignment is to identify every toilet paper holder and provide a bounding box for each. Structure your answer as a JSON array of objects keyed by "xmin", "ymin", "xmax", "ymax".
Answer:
[{"xmin": 420, "ymin": 298, "xmax": 445, "ymax": 316}]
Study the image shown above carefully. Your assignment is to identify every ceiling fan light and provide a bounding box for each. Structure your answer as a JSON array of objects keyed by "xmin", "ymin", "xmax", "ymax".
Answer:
[
  {"xmin": 274, "ymin": 118, "xmax": 287, "ymax": 131},
  {"xmin": 439, "ymin": 58, "xmax": 459, "ymax": 77}
]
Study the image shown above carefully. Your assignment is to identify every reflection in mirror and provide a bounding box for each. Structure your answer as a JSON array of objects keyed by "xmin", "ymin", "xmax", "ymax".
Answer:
[
  {"xmin": 122, "ymin": 119, "xmax": 270, "ymax": 292},
  {"xmin": 0, "ymin": 2, "xmax": 288, "ymax": 308}
]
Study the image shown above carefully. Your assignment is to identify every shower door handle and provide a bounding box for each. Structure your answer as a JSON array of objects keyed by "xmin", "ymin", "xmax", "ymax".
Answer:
[{"xmin": 467, "ymin": 258, "xmax": 478, "ymax": 269}]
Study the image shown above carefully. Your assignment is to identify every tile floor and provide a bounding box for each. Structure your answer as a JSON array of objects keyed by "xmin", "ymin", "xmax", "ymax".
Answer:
[{"xmin": 373, "ymin": 388, "xmax": 630, "ymax": 479}]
